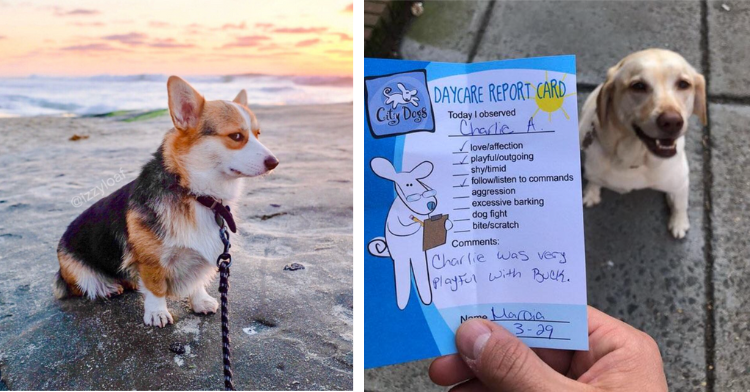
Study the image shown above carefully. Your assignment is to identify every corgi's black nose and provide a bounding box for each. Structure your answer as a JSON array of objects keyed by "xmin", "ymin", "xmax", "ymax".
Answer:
[{"xmin": 264, "ymin": 156, "xmax": 279, "ymax": 170}]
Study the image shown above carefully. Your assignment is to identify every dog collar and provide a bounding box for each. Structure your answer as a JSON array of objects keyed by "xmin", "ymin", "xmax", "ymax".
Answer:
[{"xmin": 195, "ymin": 195, "xmax": 237, "ymax": 233}]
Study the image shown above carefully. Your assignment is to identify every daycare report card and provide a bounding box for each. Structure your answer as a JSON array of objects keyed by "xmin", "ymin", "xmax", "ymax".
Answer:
[{"xmin": 364, "ymin": 56, "xmax": 588, "ymax": 369}]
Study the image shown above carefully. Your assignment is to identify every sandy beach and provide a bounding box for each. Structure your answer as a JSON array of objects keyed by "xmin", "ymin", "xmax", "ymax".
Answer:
[{"xmin": 0, "ymin": 103, "xmax": 352, "ymax": 390}]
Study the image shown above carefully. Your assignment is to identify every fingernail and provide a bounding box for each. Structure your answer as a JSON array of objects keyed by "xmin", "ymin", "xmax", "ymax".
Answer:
[{"xmin": 456, "ymin": 320, "xmax": 491, "ymax": 361}]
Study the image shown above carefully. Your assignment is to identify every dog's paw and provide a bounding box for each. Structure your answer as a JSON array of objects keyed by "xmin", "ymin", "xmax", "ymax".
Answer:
[
  {"xmin": 582, "ymin": 184, "xmax": 602, "ymax": 207},
  {"xmin": 669, "ymin": 214, "xmax": 690, "ymax": 239},
  {"xmin": 191, "ymin": 296, "xmax": 219, "ymax": 315},
  {"xmin": 143, "ymin": 309, "xmax": 174, "ymax": 327},
  {"xmin": 105, "ymin": 284, "xmax": 124, "ymax": 298}
]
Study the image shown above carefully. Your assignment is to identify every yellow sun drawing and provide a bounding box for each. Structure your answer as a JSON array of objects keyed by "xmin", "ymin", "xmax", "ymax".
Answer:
[{"xmin": 529, "ymin": 71, "xmax": 577, "ymax": 122}]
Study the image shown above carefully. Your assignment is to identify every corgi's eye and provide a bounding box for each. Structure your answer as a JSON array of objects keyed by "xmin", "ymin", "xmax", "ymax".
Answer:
[{"xmin": 228, "ymin": 133, "xmax": 244, "ymax": 142}]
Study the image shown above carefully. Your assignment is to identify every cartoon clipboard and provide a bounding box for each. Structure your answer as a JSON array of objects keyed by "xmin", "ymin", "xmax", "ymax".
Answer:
[{"xmin": 423, "ymin": 214, "xmax": 448, "ymax": 251}]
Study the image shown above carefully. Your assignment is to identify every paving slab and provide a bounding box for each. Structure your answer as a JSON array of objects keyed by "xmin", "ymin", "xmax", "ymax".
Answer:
[
  {"xmin": 364, "ymin": 90, "xmax": 709, "ymax": 391},
  {"xmin": 400, "ymin": 1, "xmax": 493, "ymax": 62},
  {"xmin": 707, "ymin": 0, "xmax": 750, "ymax": 96},
  {"xmin": 708, "ymin": 103, "xmax": 750, "ymax": 391},
  {"xmin": 364, "ymin": 359, "xmax": 435, "ymax": 392},
  {"xmin": 472, "ymin": 1, "xmax": 703, "ymax": 86},
  {"xmin": 0, "ymin": 104, "xmax": 353, "ymax": 390}
]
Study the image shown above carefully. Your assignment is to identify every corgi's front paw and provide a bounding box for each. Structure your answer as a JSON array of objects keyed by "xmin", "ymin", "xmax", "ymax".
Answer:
[
  {"xmin": 191, "ymin": 295, "xmax": 219, "ymax": 314},
  {"xmin": 143, "ymin": 308, "xmax": 174, "ymax": 327},
  {"xmin": 582, "ymin": 183, "xmax": 602, "ymax": 207},
  {"xmin": 669, "ymin": 213, "xmax": 690, "ymax": 239}
]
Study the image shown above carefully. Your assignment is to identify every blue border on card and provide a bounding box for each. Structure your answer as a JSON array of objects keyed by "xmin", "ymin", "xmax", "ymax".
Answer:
[{"xmin": 364, "ymin": 56, "xmax": 585, "ymax": 369}]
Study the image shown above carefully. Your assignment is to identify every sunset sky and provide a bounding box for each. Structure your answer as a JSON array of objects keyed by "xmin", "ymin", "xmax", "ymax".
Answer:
[{"xmin": 0, "ymin": 0, "xmax": 352, "ymax": 77}]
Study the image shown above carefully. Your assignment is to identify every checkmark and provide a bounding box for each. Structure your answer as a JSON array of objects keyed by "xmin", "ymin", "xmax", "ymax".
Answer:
[
  {"xmin": 459, "ymin": 141, "xmax": 469, "ymax": 151},
  {"xmin": 460, "ymin": 178, "xmax": 468, "ymax": 187},
  {"xmin": 460, "ymin": 155, "xmax": 468, "ymax": 164}
]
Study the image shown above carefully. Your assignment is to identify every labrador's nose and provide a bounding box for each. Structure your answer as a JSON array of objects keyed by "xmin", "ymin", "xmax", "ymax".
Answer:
[
  {"xmin": 264, "ymin": 156, "xmax": 279, "ymax": 170},
  {"xmin": 656, "ymin": 111, "xmax": 684, "ymax": 135}
]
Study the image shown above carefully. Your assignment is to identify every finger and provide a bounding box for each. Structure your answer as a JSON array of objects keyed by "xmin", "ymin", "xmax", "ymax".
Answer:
[
  {"xmin": 449, "ymin": 378, "xmax": 486, "ymax": 392},
  {"xmin": 532, "ymin": 348, "xmax": 574, "ymax": 375},
  {"xmin": 429, "ymin": 354, "xmax": 475, "ymax": 386},
  {"xmin": 455, "ymin": 319, "xmax": 579, "ymax": 392},
  {"xmin": 569, "ymin": 306, "xmax": 660, "ymax": 380}
]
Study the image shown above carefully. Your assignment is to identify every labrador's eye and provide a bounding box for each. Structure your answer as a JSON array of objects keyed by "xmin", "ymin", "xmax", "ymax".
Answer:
[
  {"xmin": 630, "ymin": 81, "xmax": 648, "ymax": 92},
  {"xmin": 228, "ymin": 132, "xmax": 244, "ymax": 142},
  {"xmin": 677, "ymin": 80, "xmax": 691, "ymax": 90}
]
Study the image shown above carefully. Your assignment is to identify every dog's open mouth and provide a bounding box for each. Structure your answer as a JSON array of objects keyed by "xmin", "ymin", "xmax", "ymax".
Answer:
[{"xmin": 633, "ymin": 124, "xmax": 678, "ymax": 158}]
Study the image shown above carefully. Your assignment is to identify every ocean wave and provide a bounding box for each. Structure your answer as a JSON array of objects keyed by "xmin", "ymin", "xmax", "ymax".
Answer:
[
  {"xmin": 291, "ymin": 76, "xmax": 352, "ymax": 87},
  {"xmin": 0, "ymin": 74, "xmax": 352, "ymax": 116}
]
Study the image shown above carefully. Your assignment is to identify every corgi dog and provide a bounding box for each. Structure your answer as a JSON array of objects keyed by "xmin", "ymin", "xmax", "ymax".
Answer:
[{"xmin": 54, "ymin": 76, "xmax": 279, "ymax": 327}]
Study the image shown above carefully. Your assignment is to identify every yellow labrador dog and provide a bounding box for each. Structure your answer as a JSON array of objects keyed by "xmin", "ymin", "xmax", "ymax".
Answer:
[{"xmin": 579, "ymin": 49, "xmax": 706, "ymax": 239}]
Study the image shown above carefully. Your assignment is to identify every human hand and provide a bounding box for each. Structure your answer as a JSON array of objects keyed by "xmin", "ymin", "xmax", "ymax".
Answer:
[{"xmin": 429, "ymin": 306, "xmax": 668, "ymax": 391}]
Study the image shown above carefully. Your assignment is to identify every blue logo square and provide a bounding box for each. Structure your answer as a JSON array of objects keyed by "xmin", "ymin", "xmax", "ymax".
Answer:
[{"xmin": 364, "ymin": 70, "xmax": 435, "ymax": 138}]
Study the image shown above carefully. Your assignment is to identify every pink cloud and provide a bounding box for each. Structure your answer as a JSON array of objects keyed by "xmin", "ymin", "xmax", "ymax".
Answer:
[
  {"xmin": 69, "ymin": 21, "xmax": 105, "ymax": 27},
  {"xmin": 149, "ymin": 38, "xmax": 194, "ymax": 49},
  {"xmin": 295, "ymin": 38, "xmax": 320, "ymax": 47},
  {"xmin": 222, "ymin": 35, "xmax": 271, "ymax": 48},
  {"xmin": 326, "ymin": 49, "xmax": 352, "ymax": 55},
  {"xmin": 343, "ymin": 3, "xmax": 353, "ymax": 12},
  {"xmin": 149, "ymin": 21, "xmax": 170, "ymax": 28},
  {"xmin": 55, "ymin": 8, "xmax": 100, "ymax": 16},
  {"xmin": 274, "ymin": 27, "xmax": 327, "ymax": 34},
  {"xmin": 61, "ymin": 43, "xmax": 117, "ymax": 51},
  {"xmin": 218, "ymin": 22, "xmax": 246, "ymax": 30},
  {"xmin": 102, "ymin": 32, "xmax": 147, "ymax": 46},
  {"xmin": 255, "ymin": 23, "xmax": 274, "ymax": 30},
  {"xmin": 0, "ymin": 36, "xmax": 6, "ymax": 40},
  {"xmin": 329, "ymin": 32, "xmax": 352, "ymax": 41}
]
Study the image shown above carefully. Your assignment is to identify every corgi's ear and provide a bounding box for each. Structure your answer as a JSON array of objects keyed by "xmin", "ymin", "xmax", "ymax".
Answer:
[
  {"xmin": 233, "ymin": 89, "xmax": 248, "ymax": 106},
  {"xmin": 371, "ymin": 157, "xmax": 396, "ymax": 181},
  {"xmin": 167, "ymin": 76, "xmax": 204, "ymax": 131},
  {"xmin": 411, "ymin": 161, "xmax": 434, "ymax": 179}
]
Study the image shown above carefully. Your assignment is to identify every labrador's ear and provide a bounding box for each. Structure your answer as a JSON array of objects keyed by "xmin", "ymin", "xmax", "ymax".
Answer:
[
  {"xmin": 167, "ymin": 76, "xmax": 205, "ymax": 131},
  {"xmin": 693, "ymin": 73, "xmax": 707, "ymax": 126},
  {"xmin": 596, "ymin": 61, "xmax": 624, "ymax": 127},
  {"xmin": 371, "ymin": 157, "xmax": 397, "ymax": 181},
  {"xmin": 410, "ymin": 161, "xmax": 434, "ymax": 179}
]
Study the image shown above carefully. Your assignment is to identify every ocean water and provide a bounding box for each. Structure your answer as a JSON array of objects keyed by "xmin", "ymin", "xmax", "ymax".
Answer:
[{"xmin": 0, "ymin": 74, "xmax": 352, "ymax": 117}]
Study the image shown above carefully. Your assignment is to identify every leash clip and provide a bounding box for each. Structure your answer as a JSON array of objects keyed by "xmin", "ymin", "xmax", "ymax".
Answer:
[{"xmin": 217, "ymin": 226, "xmax": 232, "ymax": 268}]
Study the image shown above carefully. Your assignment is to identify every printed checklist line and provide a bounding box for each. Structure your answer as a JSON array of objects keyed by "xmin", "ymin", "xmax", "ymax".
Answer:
[
  {"xmin": 452, "ymin": 173, "xmax": 469, "ymax": 177},
  {"xmin": 454, "ymin": 219, "xmax": 470, "ymax": 222},
  {"xmin": 453, "ymin": 196, "xmax": 469, "ymax": 199},
  {"xmin": 452, "ymin": 178, "xmax": 468, "ymax": 188},
  {"xmin": 453, "ymin": 230, "xmax": 470, "ymax": 233}
]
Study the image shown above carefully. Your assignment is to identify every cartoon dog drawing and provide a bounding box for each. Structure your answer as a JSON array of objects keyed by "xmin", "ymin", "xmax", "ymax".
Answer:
[
  {"xmin": 368, "ymin": 157, "xmax": 452, "ymax": 310},
  {"xmin": 383, "ymin": 83, "xmax": 420, "ymax": 109}
]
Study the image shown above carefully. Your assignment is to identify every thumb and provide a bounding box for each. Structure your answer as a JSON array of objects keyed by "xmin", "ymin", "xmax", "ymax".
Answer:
[{"xmin": 456, "ymin": 319, "xmax": 577, "ymax": 392}]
